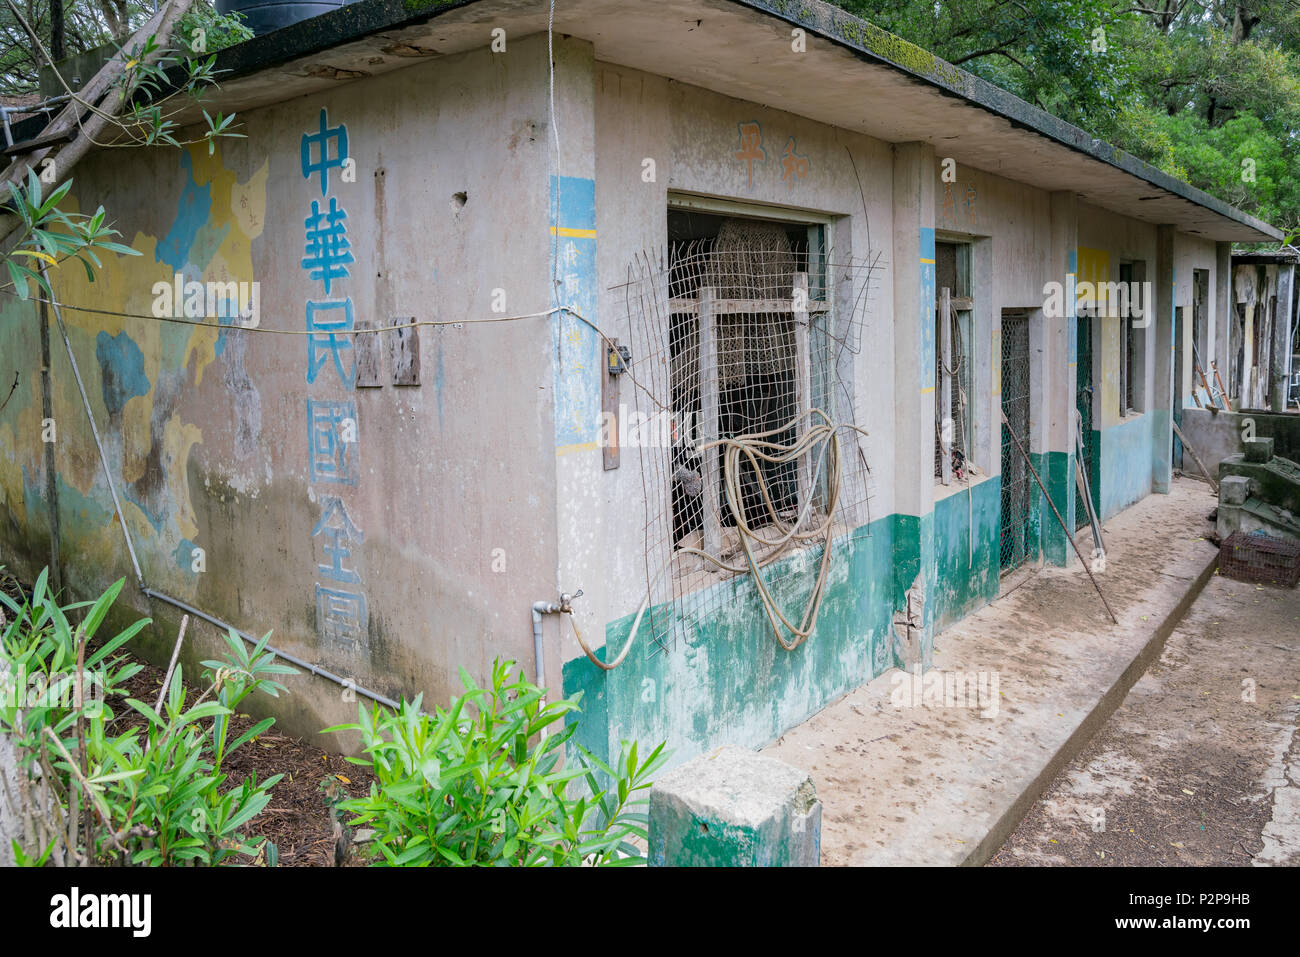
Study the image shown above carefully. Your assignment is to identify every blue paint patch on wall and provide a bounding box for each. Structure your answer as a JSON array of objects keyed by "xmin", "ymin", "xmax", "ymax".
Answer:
[
  {"xmin": 95, "ymin": 331, "xmax": 150, "ymax": 416},
  {"xmin": 174, "ymin": 538, "xmax": 200, "ymax": 577},
  {"xmin": 1098, "ymin": 414, "xmax": 1156, "ymax": 519},
  {"xmin": 920, "ymin": 227, "xmax": 936, "ymax": 392},
  {"xmin": 156, "ymin": 152, "xmax": 211, "ymax": 273},
  {"xmin": 550, "ymin": 175, "xmax": 600, "ymax": 449},
  {"xmin": 932, "ymin": 478, "xmax": 1001, "ymax": 631}
]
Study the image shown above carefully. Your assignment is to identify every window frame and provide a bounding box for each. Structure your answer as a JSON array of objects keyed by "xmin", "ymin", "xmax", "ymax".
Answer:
[{"xmin": 665, "ymin": 194, "xmax": 836, "ymax": 570}]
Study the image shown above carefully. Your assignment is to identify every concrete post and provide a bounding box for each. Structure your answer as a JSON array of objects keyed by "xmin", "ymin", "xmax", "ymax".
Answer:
[
  {"xmin": 549, "ymin": 36, "xmax": 605, "ymax": 694},
  {"xmin": 648, "ymin": 746, "xmax": 821, "ymax": 866},
  {"xmin": 1152, "ymin": 226, "xmax": 1176, "ymax": 493},
  {"xmin": 890, "ymin": 142, "xmax": 936, "ymax": 668},
  {"xmin": 1041, "ymin": 192, "xmax": 1078, "ymax": 566},
  {"xmin": 1271, "ymin": 265, "xmax": 1294, "ymax": 412},
  {"xmin": 1215, "ymin": 242, "xmax": 1232, "ymax": 403}
]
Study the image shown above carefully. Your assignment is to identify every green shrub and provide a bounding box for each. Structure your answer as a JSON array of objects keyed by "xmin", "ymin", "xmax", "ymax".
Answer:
[
  {"xmin": 327, "ymin": 660, "xmax": 667, "ymax": 866},
  {"xmin": 0, "ymin": 569, "xmax": 295, "ymax": 865},
  {"xmin": 175, "ymin": 3, "xmax": 256, "ymax": 56}
]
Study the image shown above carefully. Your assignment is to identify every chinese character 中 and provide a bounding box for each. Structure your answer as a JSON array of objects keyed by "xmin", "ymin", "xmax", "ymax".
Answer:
[{"xmin": 301, "ymin": 108, "xmax": 349, "ymax": 196}]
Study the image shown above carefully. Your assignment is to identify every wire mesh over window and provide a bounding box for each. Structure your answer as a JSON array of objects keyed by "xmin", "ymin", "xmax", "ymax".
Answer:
[
  {"xmin": 999, "ymin": 310, "xmax": 1032, "ymax": 573},
  {"xmin": 934, "ymin": 302, "xmax": 971, "ymax": 482},
  {"xmin": 934, "ymin": 242, "xmax": 972, "ymax": 484},
  {"xmin": 610, "ymin": 211, "xmax": 881, "ymax": 655}
]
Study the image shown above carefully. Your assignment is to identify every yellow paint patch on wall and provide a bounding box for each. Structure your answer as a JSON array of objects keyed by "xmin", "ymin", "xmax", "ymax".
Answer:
[
  {"xmin": 1077, "ymin": 247, "xmax": 1111, "ymax": 310},
  {"xmin": 0, "ymin": 424, "xmax": 29, "ymax": 527},
  {"xmin": 121, "ymin": 397, "xmax": 152, "ymax": 485},
  {"xmin": 185, "ymin": 146, "xmax": 268, "ymax": 387},
  {"xmin": 162, "ymin": 417, "xmax": 203, "ymax": 540},
  {"xmin": 1099, "ymin": 317, "xmax": 1121, "ymax": 428}
]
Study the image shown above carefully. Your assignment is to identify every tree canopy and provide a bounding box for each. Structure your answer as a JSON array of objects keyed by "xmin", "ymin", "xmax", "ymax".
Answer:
[{"xmin": 834, "ymin": 1, "xmax": 1300, "ymax": 240}]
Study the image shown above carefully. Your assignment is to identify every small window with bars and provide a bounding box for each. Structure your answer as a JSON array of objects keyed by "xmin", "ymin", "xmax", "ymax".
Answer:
[
  {"xmin": 935, "ymin": 241, "xmax": 973, "ymax": 484},
  {"xmin": 1118, "ymin": 261, "xmax": 1146, "ymax": 415}
]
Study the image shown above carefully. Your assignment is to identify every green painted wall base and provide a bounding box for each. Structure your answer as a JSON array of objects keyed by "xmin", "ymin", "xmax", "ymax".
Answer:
[
  {"xmin": 933, "ymin": 477, "xmax": 1001, "ymax": 630},
  {"xmin": 563, "ymin": 517, "xmax": 897, "ymax": 769}
]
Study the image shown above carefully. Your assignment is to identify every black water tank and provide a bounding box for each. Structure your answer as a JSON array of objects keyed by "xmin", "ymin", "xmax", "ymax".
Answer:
[{"xmin": 216, "ymin": 0, "xmax": 358, "ymax": 36}]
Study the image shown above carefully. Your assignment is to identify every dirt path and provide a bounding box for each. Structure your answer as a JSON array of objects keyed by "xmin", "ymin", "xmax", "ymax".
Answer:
[{"xmin": 990, "ymin": 572, "xmax": 1300, "ymax": 866}]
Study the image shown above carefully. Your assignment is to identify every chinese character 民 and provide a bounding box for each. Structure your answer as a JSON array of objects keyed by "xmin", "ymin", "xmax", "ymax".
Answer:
[
  {"xmin": 735, "ymin": 122, "xmax": 765, "ymax": 189},
  {"xmin": 306, "ymin": 299, "xmax": 356, "ymax": 388},
  {"xmin": 307, "ymin": 399, "xmax": 359, "ymax": 485},
  {"xmin": 301, "ymin": 108, "xmax": 349, "ymax": 196},
  {"xmin": 312, "ymin": 496, "xmax": 364, "ymax": 583},
  {"xmin": 302, "ymin": 197, "xmax": 354, "ymax": 294},
  {"xmin": 780, "ymin": 137, "xmax": 809, "ymax": 191}
]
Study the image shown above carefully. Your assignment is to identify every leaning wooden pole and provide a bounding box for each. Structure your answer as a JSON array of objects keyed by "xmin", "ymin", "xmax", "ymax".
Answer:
[
  {"xmin": 1000, "ymin": 410, "xmax": 1119, "ymax": 624},
  {"xmin": 1170, "ymin": 420, "xmax": 1219, "ymax": 494}
]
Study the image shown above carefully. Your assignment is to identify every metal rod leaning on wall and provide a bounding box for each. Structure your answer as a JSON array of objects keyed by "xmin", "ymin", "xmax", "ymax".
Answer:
[
  {"xmin": 42, "ymin": 262, "xmax": 145, "ymax": 588},
  {"xmin": 999, "ymin": 409, "xmax": 1119, "ymax": 625},
  {"xmin": 37, "ymin": 263, "xmax": 402, "ymax": 713},
  {"xmin": 1170, "ymin": 420, "xmax": 1219, "ymax": 494},
  {"xmin": 141, "ymin": 588, "xmax": 399, "ymax": 710}
]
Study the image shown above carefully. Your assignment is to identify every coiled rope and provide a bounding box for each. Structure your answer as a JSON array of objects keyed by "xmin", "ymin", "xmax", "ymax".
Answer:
[{"xmin": 567, "ymin": 410, "xmax": 867, "ymax": 665}]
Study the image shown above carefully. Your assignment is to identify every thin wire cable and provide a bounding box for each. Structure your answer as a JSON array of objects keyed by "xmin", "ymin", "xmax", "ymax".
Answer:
[{"xmin": 1, "ymin": 290, "xmax": 674, "ymax": 413}]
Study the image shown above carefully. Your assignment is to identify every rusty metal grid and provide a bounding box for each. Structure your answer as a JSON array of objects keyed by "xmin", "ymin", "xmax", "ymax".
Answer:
[{"xmin": 1219, "ymin": 531, "xmax": 1300, "ymax": 588}]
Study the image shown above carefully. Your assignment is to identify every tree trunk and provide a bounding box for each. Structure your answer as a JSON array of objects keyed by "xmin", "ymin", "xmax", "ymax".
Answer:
[
  {"xmin": 50, "ymin": 0, "xmax": 64, "ymax": 60},
  {"xmin": 0, "ymin": 0, "xmax": 197, "ymax": 245}
]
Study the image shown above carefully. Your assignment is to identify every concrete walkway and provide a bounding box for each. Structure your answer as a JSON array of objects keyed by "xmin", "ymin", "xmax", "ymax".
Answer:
[
  {"xmin": 763, "ymin": 477, "xmax": 1221, "ymax": 866},
  {"xmin": 990, "ymin": 571, "xmax": 1300, "ymax": 866}
]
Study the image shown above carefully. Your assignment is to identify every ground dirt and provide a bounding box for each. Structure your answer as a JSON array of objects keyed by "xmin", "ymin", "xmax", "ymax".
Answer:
[
  {"xmin": 990, "ymin": 571, "xmax": 1300, "ymax": 867},
  {"xmin": 114, "ymin": 654, "xmax": 376, "ymax": 866}
]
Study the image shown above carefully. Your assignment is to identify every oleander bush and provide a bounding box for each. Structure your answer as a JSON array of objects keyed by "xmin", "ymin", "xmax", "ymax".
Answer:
[{"xmin": 327, "ymin": 659, "xmax": 667, "ymax": 867}]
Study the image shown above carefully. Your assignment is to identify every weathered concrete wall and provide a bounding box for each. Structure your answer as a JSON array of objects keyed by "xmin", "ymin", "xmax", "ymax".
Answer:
[
  {"xmin": 0, "ymin": 36, "xmax": 566, "ymax": 745},
  {"xmin": 1181, "ymin": 408, "xmax": 1300, "ymax": 473},
  {"xmin": 571, "ymin": 62, "xmax": 899, "ymax": 767},
  {"xmin": 1076, "ymin": 202, "xmax": 1160, "ymax": 520}
]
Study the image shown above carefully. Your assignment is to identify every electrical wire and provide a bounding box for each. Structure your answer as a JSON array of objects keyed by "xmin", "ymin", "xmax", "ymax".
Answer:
[{"xmin": 0, "ymin": 288, "xmax": 674, "ymax": 414}]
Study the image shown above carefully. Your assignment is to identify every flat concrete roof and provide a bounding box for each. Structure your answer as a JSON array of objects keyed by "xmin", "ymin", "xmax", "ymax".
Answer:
[
  {"xmin": 17, "ymin": 0, "xmax": 1283, "ymax": 243},
  {"xmin": 1233, "ymin": 248, "xmax": 1300, "ymax": 265}
]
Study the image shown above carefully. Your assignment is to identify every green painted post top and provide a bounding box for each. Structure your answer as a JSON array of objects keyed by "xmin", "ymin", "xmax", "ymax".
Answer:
[{"xmin": 648, "ymin": 746, "xmax": 821, "ymax": 867}]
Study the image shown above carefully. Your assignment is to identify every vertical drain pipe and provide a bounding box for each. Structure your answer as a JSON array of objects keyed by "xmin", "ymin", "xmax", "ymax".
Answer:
[{"xmin": 531, "ymin": 600, "xmax": 561, "ymax": 690}]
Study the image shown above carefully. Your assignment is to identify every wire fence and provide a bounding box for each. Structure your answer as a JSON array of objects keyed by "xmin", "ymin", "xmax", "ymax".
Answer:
[{"xmin": 999, "ymin": 311, "xmax": 1032, "ymax": 572}]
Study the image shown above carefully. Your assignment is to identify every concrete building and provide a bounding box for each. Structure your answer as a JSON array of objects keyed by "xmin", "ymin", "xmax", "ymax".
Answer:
[{"xmin": 0, "ymin": 0, "xmax": 1282, "ymax": 767}]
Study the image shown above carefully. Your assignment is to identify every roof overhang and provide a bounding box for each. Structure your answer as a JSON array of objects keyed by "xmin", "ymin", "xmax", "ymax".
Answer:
[{"xmin": 16, "ymin": 0, "xmax": 1282, "ymax": 243}]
